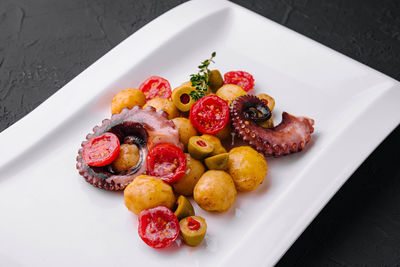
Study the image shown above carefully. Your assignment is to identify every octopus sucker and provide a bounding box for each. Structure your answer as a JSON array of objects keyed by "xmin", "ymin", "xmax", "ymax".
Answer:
[
  {"xmin": 76, "ymin": 106, "xmax": 183, "ymax": 190},
  {"xmin": 230, "ymin": 95, "xmax": 314, "ymax": 157}
]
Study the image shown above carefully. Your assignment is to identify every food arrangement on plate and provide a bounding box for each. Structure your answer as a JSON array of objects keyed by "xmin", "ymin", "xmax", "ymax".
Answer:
[{"xmin": 76, "ymin": 52, "xmax": 315, "ymax": 249}]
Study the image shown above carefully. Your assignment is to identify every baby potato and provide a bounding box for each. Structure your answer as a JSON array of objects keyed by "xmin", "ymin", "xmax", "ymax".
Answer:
[
  {"xmin": 228, "ymin": 146, "xmax": 267, "ymax": 192},
  {"xmin": 173, "ymin": 154, "xmax": 205, "ymax": 196},
  {"xmin": 111, "ymin": 88, "xmax": 146, "ymax": 114},
  {"xmin": 172, "ymin": 117, "xmax": 198, "ymax": 150},
  {"xmin": 194, "ymin": 170, "xmax": 236, "ymax": 212},
  {"xmin": 216, "ymin": 84, "xmax": 247, "ymax": 104},
  {"xmin": 112, "ymin": 144, "xmax": 140, "ymax": 172},
  {"xmin": 124, "ymin": 175, "xmax": 175, "ymax": 215},
  {"xmin": 143, "ymin": 97, "xmax": 179, "ymax": 119}
]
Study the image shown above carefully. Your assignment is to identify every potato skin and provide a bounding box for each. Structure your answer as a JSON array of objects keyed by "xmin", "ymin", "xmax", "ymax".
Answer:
[
  {"xmin": 228, "ymin": 146, "xmax": 268, "ymax": 192},
  {"xmin": 111, "ymin": 88, "xmax": 146, "ymax": 114},
  {"xmin": 124, "ymin": 175, "xmax": 175, "ymax": 215},
  {"xmin": 143, "ymin": 97, "xmax": 179, "ymax": 119},
  {"xmin": 112, "ymin": 144, "xmax": 140, "ymax": 172},
  {"xmin": 173, "ymin": 154, "xmax": 205, "ymax": 196},
  {"xmin": 172, "ymin": 118, "xmax": 198, "ymax": 150},
  {"xmin": 215, "ymin": 84, "xmax": 247, "ymax": 104},
  {"xmin": 194, "ymin": 170, "xmax": 236, "ymax": 212}
]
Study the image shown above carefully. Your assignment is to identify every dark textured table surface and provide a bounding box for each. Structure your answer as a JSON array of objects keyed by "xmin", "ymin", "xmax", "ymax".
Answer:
[{"xmin": 1, "ymin": 0, "xmax": 400, "ymax": 266}]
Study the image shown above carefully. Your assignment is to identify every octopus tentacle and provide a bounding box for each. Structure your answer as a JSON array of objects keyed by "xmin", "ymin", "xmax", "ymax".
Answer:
[
  {"xmin": 231, "ymin": 95, "xmax": 314, "ymax": 157},
  {"xmin": 76, "ymin": 106, "xmax": 182, "ymax": 190}
]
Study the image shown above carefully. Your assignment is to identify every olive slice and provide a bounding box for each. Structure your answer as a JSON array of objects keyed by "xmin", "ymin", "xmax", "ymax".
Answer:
[
  {"xmin": 172, "ymin": 83, "xmax": 196, "ymax": 112},
  {"xmin": 208, "ymin": 70, "xmax": 224, "ymax": 92},
  {"xmin": 201, "ymin": 134, "xmax": 227, "ymax": 156},
  {"xmin": 204, "ymin": 153, "xmax": 229, "ymax": 170},
  {"xmin": 179, "ymin": 216, "xmax": 207, "ymax": 246},
  {"xmin": 174, "ymin": 195, "xmax": 195, "ymax": 220},
  {"xmin": 188, "ymin": 136, "xmax": 214, "ymax": 160}
]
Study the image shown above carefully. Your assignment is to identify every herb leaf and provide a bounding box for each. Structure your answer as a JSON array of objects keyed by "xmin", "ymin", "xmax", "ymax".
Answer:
[{"xmin": 189, "ymin": 52, "xmax": 216, "ymax": 101}]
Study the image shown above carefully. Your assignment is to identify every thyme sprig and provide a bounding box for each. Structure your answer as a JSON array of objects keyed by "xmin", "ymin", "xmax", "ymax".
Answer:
[{"xmin": 189, "ymin": 52, "xmax": 216, "ymax": 101}]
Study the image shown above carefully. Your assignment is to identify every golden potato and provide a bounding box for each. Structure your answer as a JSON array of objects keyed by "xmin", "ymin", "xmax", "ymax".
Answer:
[
  {"xmin": 124, "ymin": 175, "xmax": 175, "ymax": 215},
  {"xmin": 194, "ymin": 170, "xmax": 236, "ymax": 212},
  {"xmin": 143, "ymin": 97, "xmax": 179, "ymax": 119},
  {"xmin": 112, "ymin": 144, "xmax": 140, "ymax": 172},
  {"xmin": 228, "ymin": 146, "xmax": 267, "ymax": 192},
  {"xmin": 172, "ymin": 117, "xmax": 198, "ymax": 150},
  {"xmin": 173, "ymin": 154, "xmax": 205, "ymax": 196},
  {"xmin": 215, "ymin": 84, "xmax": 247, "ymax": 104},
  {"xmin": 201, "ymin": 134, "xmax": 227, "ymax": 156},
  {"xmin": 111, "ymin": 88, "xmax": 146, "ymax": 114}
]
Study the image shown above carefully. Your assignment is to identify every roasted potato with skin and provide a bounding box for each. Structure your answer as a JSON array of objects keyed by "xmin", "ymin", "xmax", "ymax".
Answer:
[
  {"xmin": 194, "ymin": 170, "xmax": 236, "ymax": 212},
  {"xmin": 112, "ymin": 144, "xmax": 140, "ymax": 172},
  {"xmin": 111, "ymin": 88, "xmax": 146, "ymax": 114},
  {"xmin": 143, "ymin": 97, "xmax": 179, "ymax": 119},
  {"xmin": 215, "ymin": 84, "xmax": 247, "ymax": 104},
  {"xmin": 172, "ymin": 117, "xmax": 198, "ymax": 150},
  {"xmin": 173, "ymin": 154, "xmax": 205, "ymax": 196},
  {"xmin": 228, "ymin": 146, "xmax": 268, "ymax": 192},
  {"xmin": 124, "ymin": 175, "xmax": 175, "ymax": 215}
]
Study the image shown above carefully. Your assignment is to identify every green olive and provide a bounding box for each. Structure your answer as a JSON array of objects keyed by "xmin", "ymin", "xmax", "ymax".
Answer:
[
  {"xmin": 201, "ymin": 134, "xmax": 227, "ymax": 156},
  {"xmin": 179, "ymin": 216, "xmax": 207, "ymax": 246},
  {"xmin": 188, "ymin": 136, "xmax": 214, "ymax": 160},
  {"xmin": 204, "ymin": 153, "xmax": 229, "ymax": 170},
  {"xmin": 208, "ymin": 70, "xmax": 224, "ymax": 92},
  {"xmin": 172, "ymin": 84, "xmax": 196, "ymax": 112},
  {"xmin": 174, "ymin": 195, "xmax": 195, "ymax": 220}
]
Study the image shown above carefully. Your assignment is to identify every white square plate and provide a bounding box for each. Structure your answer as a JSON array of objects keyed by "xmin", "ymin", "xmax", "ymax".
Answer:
[{"xmin": 1, "ymin": 0, "xmax": 399, "ymax": 266}]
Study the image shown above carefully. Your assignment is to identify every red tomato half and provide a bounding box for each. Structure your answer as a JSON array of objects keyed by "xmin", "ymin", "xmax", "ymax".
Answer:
[
  {"xmin": 224, "ymin": 71, "xmax": 255, "ymax": 92},
  {"xmin": 138, "ymin": 206, "xmax": 180, "ymax": 249},
  {"xmin": 147, "ymin": 143, "xmax": 186, "ymax": 184},
  {"xmin": 189, "ymin": 95, "xmax": 230, "ymax": 135},
  {"xmin": 139, "ymin": 76, "xmax": 172, "ymax": 101},
  {"xmin": 83, "ymin": 132, "xmax": 120, "ymax": 167}
]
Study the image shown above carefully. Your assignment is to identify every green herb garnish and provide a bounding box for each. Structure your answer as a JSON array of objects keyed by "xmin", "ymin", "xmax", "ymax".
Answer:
[{"xmin": 189, "ymin": 52, "xmax": 216, "ymax": 101}]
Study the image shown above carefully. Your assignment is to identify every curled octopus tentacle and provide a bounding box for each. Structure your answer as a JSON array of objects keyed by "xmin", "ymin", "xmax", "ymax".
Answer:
[
  {"xmin": 230, "ymin": 95, "xmax": 315, "ymax": 157},
  {"xmin": 76, "ymin": 106, "xmax": 183, "ymax": 190}
]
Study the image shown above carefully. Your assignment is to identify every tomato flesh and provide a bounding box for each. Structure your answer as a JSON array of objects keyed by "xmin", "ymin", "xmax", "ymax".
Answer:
[
  {"xmin": 147, "ymin": 143, "xmax": 186, "ymax": 184},
  {"xmin": 189, "ymin": 95, "xmax": 230, "ymax": 135},
  {"xmin": 139, "ymin": 76, "xmax": 172, "ymax": 101},
  {"xmin": 224, "ymin": 71, "xmax": 255, "ymax": 92},
  {"xmin": 187, "ymin": 217, "xmax": 201, "ymax": 231},
  {"xmin": 82, "ymin": 132, "xmax": 120, "ymax": 167},
  {"xmin": 138, "ymin": 206, "xmax": 180, "ymax": 249}
]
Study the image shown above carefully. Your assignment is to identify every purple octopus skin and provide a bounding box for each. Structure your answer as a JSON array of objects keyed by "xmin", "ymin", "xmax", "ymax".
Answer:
[
  {"xmin": 76, "ymin": 106, "xmax": 183, "ymax": 190},
  {"xmin": 230, "ymin": 95, "xmax": 315, "ymax": 157}
]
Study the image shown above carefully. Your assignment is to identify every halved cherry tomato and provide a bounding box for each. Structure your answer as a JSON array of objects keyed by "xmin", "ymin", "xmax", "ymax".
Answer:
[
  {"xmin": 139, "ymin": 76, "xmax": 172, "ymax": 101},
  {"xmin": 224, "ymin": 71, "xmax": 255, "ymax": 92},
  {"xmin": 83, "ymin": 132, "xmax": 120, "ymax": 167},
  {"xmin": 189, "ymin": 95, "xmax": 230, "ymax": 135},
  {"xmin": 138, "ymin": 206, "xmax": 180, "ymax": 249},
  {"xmin": 147, "ymin": 143, "xmax": 186, "ymax": 184}
]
